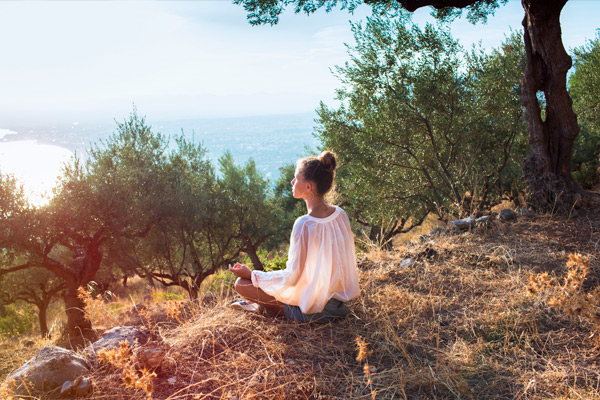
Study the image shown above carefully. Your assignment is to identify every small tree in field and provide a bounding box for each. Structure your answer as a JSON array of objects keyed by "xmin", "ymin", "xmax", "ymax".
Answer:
[
  {"xmin": 118, "ymin": 137, "xmax": 241, "ymax": 299},
  {"xmin": 0, "ymin": 268, "xmax": 64, "ymax": 338},
  {"xmin": 0, "ymin": 174, "xmax": 62, "ymax": 337},
  {"xmin": 218, "ymin": 152, "xmax": 282, "ymax": 270}
]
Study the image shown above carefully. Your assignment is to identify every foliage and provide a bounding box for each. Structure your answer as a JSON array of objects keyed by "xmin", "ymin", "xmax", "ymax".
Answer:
[
  {"xmin": 0, "ymin": 174, "xmax": 33, "ymax": 265},
  {"xmin": 241, "ymin": 247, "xmax": 289, "ymax": 272},
  {"xmin": 268, "ymin": 163, "xmax": 306, "ymax": 246},
  {"xmin": 104, "ymin": 132, "xmax": 240, "ymax": 299},
  {"xmin": 233, "ymin": 0, "xmax": 505, "ymax": 26},
  {"xmin": 316, "ymin": 15, "xmax": 526, "ymax": 238},
  {"xmin": 218, "ymin": 152, "xmax": 282, "ymax": 269},
  {"xmin": 0, "ymin": 175, "xmax": 64, "ymax": 337},
  {"xmin": 0, "ymin": 304, "xmax": 36, "ymax": 339},
  {"xmin": 152, "ymin": 292, "xmax": 185, "ymax": 302},
  {"xmin": 0, "ymin": 267, "xmax": 64, "ymax": 337},
  {"xmin": 467, "ymin": 31, "xmax": 528, "ymax": 196},
  {"xmin": 0, "ymin": 109, "xmax": 280, "ymax": 336},
  {"xmin": 0, "ymin": 108, "xmax": 286, "ymax": 340},
  {"xmin": 569, "ymin": 33, "xmax": 600, "ymax": 189}
]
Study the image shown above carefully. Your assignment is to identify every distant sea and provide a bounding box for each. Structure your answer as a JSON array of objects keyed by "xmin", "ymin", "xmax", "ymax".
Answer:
[{"xmin": 0, "ymin": 112, "xmax": 320, "ymax": 203}]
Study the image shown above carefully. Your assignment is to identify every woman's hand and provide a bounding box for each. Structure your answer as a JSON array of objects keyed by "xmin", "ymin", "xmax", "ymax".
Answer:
[{"xmin": 228, "ymin": 262, "xmax": 252, "ymax": 280}]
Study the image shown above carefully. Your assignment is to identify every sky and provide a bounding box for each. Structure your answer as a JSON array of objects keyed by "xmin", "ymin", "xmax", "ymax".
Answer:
[
  {"xmin": 0, "ymin": 0, "xmax": 598, "ymax": 125},
  {"xmin": 0, "ymin": 1, "xmax": 598, "ymax": 205}
]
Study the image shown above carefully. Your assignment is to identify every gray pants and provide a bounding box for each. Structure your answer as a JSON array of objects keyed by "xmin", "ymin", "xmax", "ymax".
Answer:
[{"xmin": 283, "ymin": 298, "xmax": 349, "ymax": 322}]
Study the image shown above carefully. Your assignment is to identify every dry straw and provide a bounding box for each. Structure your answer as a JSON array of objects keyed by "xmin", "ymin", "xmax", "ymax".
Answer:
[{"xmin": 2, "ymin": 212, "xmax": 600, "ymax": 399}]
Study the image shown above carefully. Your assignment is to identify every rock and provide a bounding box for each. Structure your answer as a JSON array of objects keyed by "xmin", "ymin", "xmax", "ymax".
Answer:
[
  {"xmin": 515, "ymin": 207, "xmax": 535, "ymax": 217},
  {"xmin": 399, "ymin": 258, "xmax": 416, "ymax": 268},
  {"xmin": 134, "ymin": 343, "xmax": 165, "ymax": 370},
  {"xmin": 5, "ymin": 346, "xmax": 89, "ymax": 396},
  {"xmin": 450, "ymin": 215, "xmax": 476, "ymax": 231},
  {"xmin": 497, "ymin": 209, "xmax": 517, "ymax": 222},
  {"xmin": 85, "ymin": 326, "xmax": 150, "ymax": 360}
]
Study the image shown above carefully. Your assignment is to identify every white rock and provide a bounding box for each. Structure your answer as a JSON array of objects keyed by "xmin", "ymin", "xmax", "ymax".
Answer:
[
  {"xmin": 450, "ymin": 215, "xmax": 476, "ymax": 231},
  {"xmin": 85, "ymin": 326, "xmax": 150, "ymax": 360}
]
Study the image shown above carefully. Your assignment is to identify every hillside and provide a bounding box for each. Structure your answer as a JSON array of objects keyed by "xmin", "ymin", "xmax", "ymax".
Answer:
[{"xmin": 2, "ymin": 210, "xmax": 600, "ymax": 399}]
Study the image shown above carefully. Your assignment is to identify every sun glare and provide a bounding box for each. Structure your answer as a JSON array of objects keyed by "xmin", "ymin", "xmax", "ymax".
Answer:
[{"xmin": 0, "ymin": 139, "xmax": 74, "ymax": 207}]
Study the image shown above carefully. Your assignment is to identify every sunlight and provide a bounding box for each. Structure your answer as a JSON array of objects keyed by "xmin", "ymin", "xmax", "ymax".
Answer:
[{"xmin": 0, "ymin": 139, "xmax": 74, "ymax": 207}]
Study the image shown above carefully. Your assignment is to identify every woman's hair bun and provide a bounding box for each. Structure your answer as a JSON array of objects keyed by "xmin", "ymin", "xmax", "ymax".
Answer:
[{"xmin": 318, "ymin": 151, "xmax": 337, "ymax": 173}]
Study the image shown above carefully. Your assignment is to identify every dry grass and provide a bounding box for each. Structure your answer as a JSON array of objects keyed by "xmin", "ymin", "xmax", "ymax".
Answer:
[{"xmin": 3, "ymin": 211, "xmax": 600, "ymax": 399}]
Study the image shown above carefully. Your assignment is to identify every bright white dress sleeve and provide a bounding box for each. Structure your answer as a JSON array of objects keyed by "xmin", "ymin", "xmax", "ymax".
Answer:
[{"xmin": 251, "ymin": 207, "xmax": 360, "ymax": 314}]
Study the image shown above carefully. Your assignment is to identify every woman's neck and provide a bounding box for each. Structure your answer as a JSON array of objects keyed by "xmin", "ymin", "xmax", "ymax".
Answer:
[{"xmin": 305, "ymin": 196, "xmax": 335, "ymax": 218}]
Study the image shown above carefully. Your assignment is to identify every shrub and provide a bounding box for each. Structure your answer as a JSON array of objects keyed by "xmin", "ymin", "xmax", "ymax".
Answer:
[{"xmin": 0, "ymin": 304, "xmax": 36, "ymax": 339}]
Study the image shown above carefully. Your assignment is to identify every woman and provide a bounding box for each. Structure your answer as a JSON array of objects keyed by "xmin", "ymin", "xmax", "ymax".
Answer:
[{"xmin": 228, "ymin": 151, "xmax": 360, "ymax": 322}]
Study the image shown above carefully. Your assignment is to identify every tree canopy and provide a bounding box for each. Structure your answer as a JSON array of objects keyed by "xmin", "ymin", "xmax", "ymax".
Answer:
[
  {"xmin": 569, "ymin": 33, "xmax": 600, "ymax": 189},
  {"xmin": 316, "ymin": 15, "xmax": 527, "ymax": 241},
  {"xmin": 233, "ymin": 0, "xmax": 506, "ymax": 25}
]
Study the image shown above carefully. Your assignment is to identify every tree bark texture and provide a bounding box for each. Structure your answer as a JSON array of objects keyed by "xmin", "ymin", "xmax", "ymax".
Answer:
[
  {"xmin": 62, "ymin": 286, "xmax": 94, "ymax": 341},
  {"xmin": 245, "ymin": 243, "xmax": 264, "ymax": 271},
  {"xmin": 38, "ymin": 299, "xmax": 49, "ymax": 338},
  {"xmin": 520, "ymin": 0, "xmax": 580, "ymax": 208},
  {"xmin": 58, "ymin": 234, "xmax": 104, "ymax": 341}
]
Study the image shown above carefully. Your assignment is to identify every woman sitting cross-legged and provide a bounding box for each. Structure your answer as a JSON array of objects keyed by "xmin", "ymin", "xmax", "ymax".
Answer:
[{"xmin": 228, "ymin": 151, "xmax": 360, "ymax": 322}]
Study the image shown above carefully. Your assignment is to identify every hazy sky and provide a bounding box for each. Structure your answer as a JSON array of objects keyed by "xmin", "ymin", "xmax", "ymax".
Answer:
[{"xmin": 0, "ymin": 1, "xmax": 599, "ymax": 124}]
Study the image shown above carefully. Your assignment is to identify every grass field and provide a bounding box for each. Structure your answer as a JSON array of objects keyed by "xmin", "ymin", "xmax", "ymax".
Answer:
[{"xmin": 2, "ymin": 210, "xmax": 600, "ymax": 399}]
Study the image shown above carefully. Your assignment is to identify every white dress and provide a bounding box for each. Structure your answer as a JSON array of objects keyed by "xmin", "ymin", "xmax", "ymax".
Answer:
[{"xmin": 251, "ymin": 206, "xmax": 360, "ymax": 314}]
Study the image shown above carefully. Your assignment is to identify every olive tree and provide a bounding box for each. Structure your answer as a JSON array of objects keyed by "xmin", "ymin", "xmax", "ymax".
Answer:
[
  {"xmin": 569, "ymin": 33, "xmax": 600, "ymax": 189},
  {"xmin": 217, "ymin": 152, "xmax": 282, "ymax": 270},
  {"xmin": 0, "ymin": 174, "xmax": 64, "ymax": 337},
  {"xmin": 316, "ymin": 16, "xmax": 526, "ymax": 242},
  {"xmin": 118, "ymin": 137, "xmax": 242, "ymax": 299},
  {"xmin": 235, "ymin": 0, "xmax": 593, "ymax": 210},
  {"xmin": 0, "ymin": 111, "xmax": 164, "ymax": 339}
]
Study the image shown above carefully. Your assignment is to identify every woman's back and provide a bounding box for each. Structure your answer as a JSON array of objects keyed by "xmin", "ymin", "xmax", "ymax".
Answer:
[{"xmin": 252, "ymin": 206, "xmax": 360, "ymax": 314}]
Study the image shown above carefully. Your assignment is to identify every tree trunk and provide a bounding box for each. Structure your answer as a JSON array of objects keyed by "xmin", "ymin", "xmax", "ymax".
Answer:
[
  {"xmin": 63, "ymin": 286, "xmax": 94, "ymax": 341},
  {"xmin": 61, "ymin": 240, "xmax": 103, "ymax": 341},
  {"xmin": 38, "ymin": 299, "xmax": 50, "ymax": 338},
  {"xmin": 520, "ymin": 0, "xmax": 581, "ymax": 209},
  {"xmin": 368, "ymin": 225, "xmax": 394, "ymax": 250},
  {"xmin": 245, "ymin": 244, "xmax": 264, "ymax": 271}
]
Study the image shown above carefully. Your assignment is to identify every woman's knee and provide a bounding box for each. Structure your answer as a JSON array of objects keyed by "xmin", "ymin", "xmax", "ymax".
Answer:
[{"xmin": 234, "ymin": 277, "xmax": 252, "ymax": 294}]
